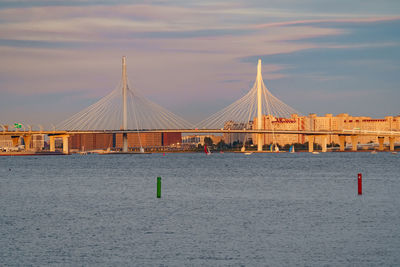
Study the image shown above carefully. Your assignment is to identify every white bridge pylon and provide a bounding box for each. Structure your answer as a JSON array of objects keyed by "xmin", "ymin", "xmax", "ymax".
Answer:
[
  {"xmin": 196, "ymin": 59, "xmax": 304, "ymax": 135},
  {"xmin": 57, "ymin": 57, "xmax": 193, "ymax": 131},
  {"xmin": 58, "ymin": 57, "xmax": 306, "ymax": 151}
]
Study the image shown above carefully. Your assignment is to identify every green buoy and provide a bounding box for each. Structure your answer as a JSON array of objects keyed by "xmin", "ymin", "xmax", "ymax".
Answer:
[{"xmin": 157, "ymin": 176, "xmax": 161, "ymax": 198}]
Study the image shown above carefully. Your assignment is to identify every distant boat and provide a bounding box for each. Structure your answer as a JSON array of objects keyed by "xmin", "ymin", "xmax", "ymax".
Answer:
[
  {"xmin": 289, "ymin": 145, "xmax": 295, "ymax": 153},
  {"xmin": 269, "ymin": 144, "xmax": 279, "ymax": 152},
  {"xmin": 391, "ymin": 151, "xmax": 397, "ymax": 155},
  {"xmin": 371, "ymin": 150, "xmax": 378, "ymax": 154},
  {"xmin": 312, "ymin": 151, "xmax": 320, "ymax": 154},
  {"xmin": 244, "ymin": 152, "xmax": 253, "ymax": 155},
  {"xmin": 204, "ymin": 144, "xmax": 211, "ymax": 155}
]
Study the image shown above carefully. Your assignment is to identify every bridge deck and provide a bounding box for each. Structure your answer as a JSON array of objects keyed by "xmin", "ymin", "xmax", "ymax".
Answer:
[{"xmin": 1, "ymin": 129, "xmax": 400, "ymax": 136}]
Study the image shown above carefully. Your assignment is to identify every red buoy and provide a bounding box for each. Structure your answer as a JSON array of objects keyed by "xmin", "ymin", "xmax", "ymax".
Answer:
[{"xmin": 358, "ymin": 173, "xmax": 362, "ymax": 195}]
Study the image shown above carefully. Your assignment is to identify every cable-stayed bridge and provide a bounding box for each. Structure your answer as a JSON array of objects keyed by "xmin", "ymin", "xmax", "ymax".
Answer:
[{"xmin": 2, "ymin": 57, "xmax": 400, "ymax": 153}]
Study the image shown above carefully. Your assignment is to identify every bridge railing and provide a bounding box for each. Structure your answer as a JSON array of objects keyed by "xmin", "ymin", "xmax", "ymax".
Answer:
[{"xmin": 341, "ymin": 129, "xmax": 400, "ymax": 136}]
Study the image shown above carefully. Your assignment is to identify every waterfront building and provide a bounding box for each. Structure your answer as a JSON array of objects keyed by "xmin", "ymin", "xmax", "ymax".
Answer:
[
  {"xmin": 70, "ymin": 133, "xmax": 113, "ymax": 151},
  {"xmin": 0, "ymin": 135, "xmax": 13, "ymax": 148},
  {"xmin": 253, "ymin": 114, "xmax": 306, "ymax": 145},
  {"xmin": 115, "ymin": 133, "xmax": 162, "ymax": 148},
  {"xmin": 31, "ymin": 134, "xmax": 45, "ymax": 150},
  {"xmin": 161, "ymin": 132, "xmax": 182, "ymax": 146},
  {"xmin": 182, "ymin": 134, "xmax": 223, "ymax": 146},
  {"xmin": 223, "ymin": 120, "xmax": 252, "ymax": 145},
  {"xmin": 69, "ymin": 132, "xmax": 182, "ymax": 151},
  {"xmin": 252, "ymin": 113, "xmax": 400, "ymax": 147}
]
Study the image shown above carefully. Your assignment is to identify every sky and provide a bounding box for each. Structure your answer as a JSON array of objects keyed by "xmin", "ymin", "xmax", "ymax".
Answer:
[{"xmin": 0, "ymin": 0, "xmax": 399, "ymax": 129}]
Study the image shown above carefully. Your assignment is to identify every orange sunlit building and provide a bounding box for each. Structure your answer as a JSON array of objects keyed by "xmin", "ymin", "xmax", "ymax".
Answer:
[
  {"xmin": 253, "ymin": 113, "xmax": 400, "ymax": 146},
  {"xmin": 70, "ymin": 132, "xmax": 181, "ymax": 151}
]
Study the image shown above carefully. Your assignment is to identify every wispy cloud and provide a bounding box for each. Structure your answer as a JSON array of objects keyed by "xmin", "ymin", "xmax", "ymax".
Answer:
[{"xmin": 252, "ymin": 16, "xmax": 400, "ymax": 29}]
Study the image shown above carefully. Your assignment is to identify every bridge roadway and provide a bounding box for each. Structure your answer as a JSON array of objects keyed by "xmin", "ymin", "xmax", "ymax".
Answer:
[
  {"xmin": 2, "ymin": 129, "xmax": 400, "ymax": 136},
  {"xmin": 2, "ymin": 128, "xmax": 399, "ymax": 153}
]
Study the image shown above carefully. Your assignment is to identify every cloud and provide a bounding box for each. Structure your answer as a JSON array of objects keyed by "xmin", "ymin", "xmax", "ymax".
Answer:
[
  {"xmin": 1, "ymin": 1, "xmax": 400, "ymax": 124},
  {"xmin": 0, "ymin": 39, "xmax": 84, "ymax": 48},
  {"xmin": 252, "ymin": 16, "xmax": 400, "ymax": 29}
]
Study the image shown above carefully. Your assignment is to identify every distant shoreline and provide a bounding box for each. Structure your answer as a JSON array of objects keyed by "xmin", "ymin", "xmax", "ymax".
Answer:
[{"xmin": 1, "ymin": 149, "xmax": 398, "ymax": 156}]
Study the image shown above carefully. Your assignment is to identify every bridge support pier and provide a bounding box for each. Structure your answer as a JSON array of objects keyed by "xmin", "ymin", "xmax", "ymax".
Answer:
[
  {"xmin": 307, "ymin": 135, "xmax": 314, "ymax": 152},
  {"xmin": 49, "ymin": 135, "xmax": 69, "ymax": 154},
  {"xmin": 351, "ymin": 135, "xmax": 358, "ymax": 151},
  {"xmin": 389, "ymin": 137, "xmax": 395, "ymax": 151},
  {"xmin": 257, "ymin": 134, "xmax": 263, "ymax": 152},
  {"xmin": 49, "ymin": 136, "xmax": 55, "ymax": 152},
  {"xmin": 11, "ymin": 136, "xmax": 20, "ymax": 147},
  {"xmin": 378, "ymin": 136, "xmax": 385, "ymax": 151},
  {"xmin": 123, "ymin": 133, "xmax": 128, "ymax": 152},
  {"xmin": 62, "ymin": 135, "xmax": 70, "ymax": 154},
  {"xmin": 23, "ymin": 135, "xmax": 32, "ymax": 150},
  {"xmin": 321, "ymin": 135, "xmax": 328, "ymax": 152},
  {"xmin": 339, "ymin": 135, "xmax": 346, "ymax": 151}
]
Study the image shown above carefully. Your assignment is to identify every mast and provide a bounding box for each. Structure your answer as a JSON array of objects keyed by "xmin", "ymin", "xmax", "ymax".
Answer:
[
  {"xmin": 122, "ymin": 56, "xmax": 128, "ymax": 152},
  {"xmin": 257, "ymin": 59, "xmax": 263, "ymax": 151}
]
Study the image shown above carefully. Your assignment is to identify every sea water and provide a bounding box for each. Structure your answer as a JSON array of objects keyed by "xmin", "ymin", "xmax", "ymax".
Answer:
[{"xmin": 1, "ymin": 152, "xmax": 399, "ymax": 266}]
